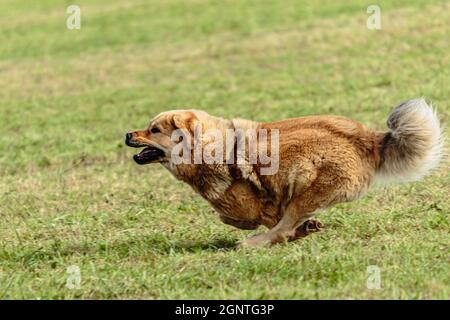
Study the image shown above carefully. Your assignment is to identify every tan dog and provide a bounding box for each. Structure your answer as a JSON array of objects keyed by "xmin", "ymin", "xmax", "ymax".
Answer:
[{"xmin": 125, "ymin": 99, "xmax": 443, "ymax": 247}]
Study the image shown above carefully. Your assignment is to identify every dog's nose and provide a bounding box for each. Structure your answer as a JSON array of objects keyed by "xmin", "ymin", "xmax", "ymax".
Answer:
[{"xmin": 125, "ymin": 132, "xmax": 133, "ymax": 144}]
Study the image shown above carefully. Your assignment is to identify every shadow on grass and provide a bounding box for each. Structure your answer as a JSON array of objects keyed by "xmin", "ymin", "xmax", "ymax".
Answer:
[
  {"xmin": 77, "ymin": 236, "xmax": 238, "ymax": 256},
  {"xmin": 170, "ymin": 238, "xmax": 237, "ymax": 252},
  {"xmin": 10, "ymin": 236, "xmax": 238, "ymax": 267}
]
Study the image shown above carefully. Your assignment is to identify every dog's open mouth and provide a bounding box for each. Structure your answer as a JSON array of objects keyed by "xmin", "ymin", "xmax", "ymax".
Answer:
[{"xmin": 133, "ymin": 146, "xmax": 165, "ymax": 165}]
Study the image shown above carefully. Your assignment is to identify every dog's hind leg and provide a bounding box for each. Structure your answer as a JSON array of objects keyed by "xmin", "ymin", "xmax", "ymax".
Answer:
[
  {"xmin": 238, "ymin": 191, "xmax": 322, "ymax": 247},
  {"xmin": 288, "ymin": 219, "xmax": 323, "ymax": 241}
]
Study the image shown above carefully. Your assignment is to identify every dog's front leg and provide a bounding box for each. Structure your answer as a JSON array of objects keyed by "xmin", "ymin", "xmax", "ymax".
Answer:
[{"xmin": 219, "ymin": 215, "xmax": 260, "ymax": 230}]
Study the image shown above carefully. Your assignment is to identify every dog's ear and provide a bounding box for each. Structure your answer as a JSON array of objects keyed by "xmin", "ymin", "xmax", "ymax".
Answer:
[{"xmin": 171, "ymin": 112, "xmax": 199, "ymax": 135}]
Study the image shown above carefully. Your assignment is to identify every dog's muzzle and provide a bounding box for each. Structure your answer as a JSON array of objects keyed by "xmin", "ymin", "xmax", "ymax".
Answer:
[{"xmin": 125, "ymin": 133, "xmax": 165, "ymax": 164}]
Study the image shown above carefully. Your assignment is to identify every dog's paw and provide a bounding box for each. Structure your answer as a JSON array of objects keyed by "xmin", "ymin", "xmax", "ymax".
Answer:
[
  {"xmin": 304, "ymin": 219, "xmax": 323, "ymax": 233},
  {"xmin": 291, "ymin": 219, "xmax": 324, "ymax": 240}
]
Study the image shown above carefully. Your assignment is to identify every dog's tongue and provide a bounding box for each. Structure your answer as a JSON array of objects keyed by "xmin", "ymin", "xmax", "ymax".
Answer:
[
  {"xmin": 133, "ymin": 146, "xmax": 165, "ymax": 164},
  {"xmin": 138, "ymin": 147, "xmax": 154, "ymax": 157}
]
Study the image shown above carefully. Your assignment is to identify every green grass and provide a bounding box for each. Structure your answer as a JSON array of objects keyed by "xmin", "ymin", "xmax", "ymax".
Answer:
[{"xmin": 0, "ymin": 0, "xmax": 449, "ymax": 299}]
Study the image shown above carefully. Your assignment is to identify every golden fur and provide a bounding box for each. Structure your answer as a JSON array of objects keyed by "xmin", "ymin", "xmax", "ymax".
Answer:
[{"xmin": 126, "ymin": 99, "xmax": 443, "ymax": 247}]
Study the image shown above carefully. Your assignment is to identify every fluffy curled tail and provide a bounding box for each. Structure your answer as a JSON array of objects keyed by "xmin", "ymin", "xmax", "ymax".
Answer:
[{"xmin": 376, "ymin": 98, "xmax": 444, "ymax": 183}]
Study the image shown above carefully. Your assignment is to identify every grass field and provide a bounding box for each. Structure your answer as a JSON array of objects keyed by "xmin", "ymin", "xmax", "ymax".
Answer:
[{"xmin": 0, "ymin": 0, "xmax": 449, "ymax": 299}]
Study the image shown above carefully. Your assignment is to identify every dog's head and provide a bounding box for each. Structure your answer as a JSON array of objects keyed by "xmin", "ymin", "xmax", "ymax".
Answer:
[{"xmin": 125, "ymin": 109, "xmax": 210, "ymax": 165}]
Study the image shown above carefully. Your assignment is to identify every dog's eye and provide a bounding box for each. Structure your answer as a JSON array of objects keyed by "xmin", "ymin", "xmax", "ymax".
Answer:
[{"xmin": 150, "ymin": 127, "xmax": 161, "ymax": 134}]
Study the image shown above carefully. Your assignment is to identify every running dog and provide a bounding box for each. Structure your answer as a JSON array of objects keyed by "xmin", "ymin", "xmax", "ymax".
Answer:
[{"xmin": 125, "ymin": 99, "xmax": 443, "ymax": 247}]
